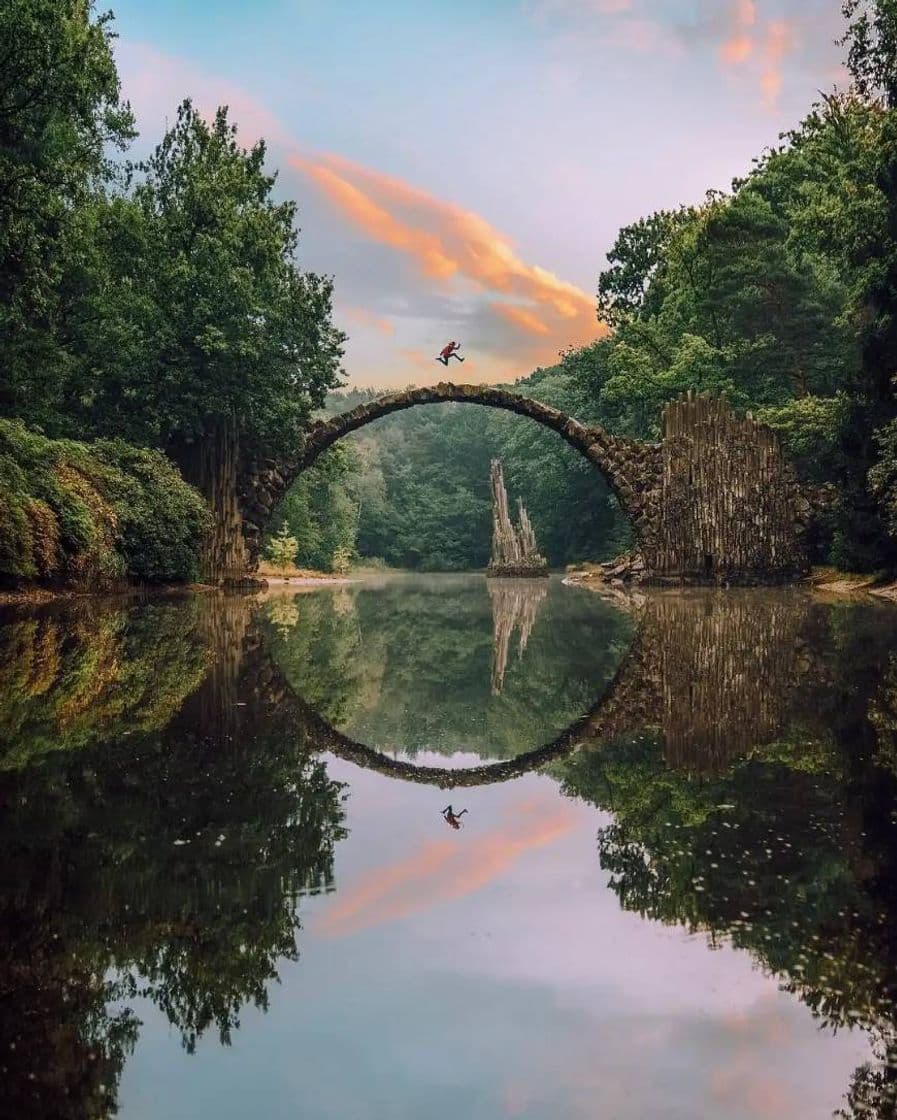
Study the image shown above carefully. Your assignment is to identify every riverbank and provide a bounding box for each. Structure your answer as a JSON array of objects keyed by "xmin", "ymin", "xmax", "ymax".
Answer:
[
  {"xmin": 0, "ymin": 419, "xmax": 210, "ymax": 593},
  {"xmin": 0, "ymin": 562, "xmax": 378, "ymax": 606},
  {"xmin": 565, "ymin": 561, "xmax": 897, "ymax": 601}
]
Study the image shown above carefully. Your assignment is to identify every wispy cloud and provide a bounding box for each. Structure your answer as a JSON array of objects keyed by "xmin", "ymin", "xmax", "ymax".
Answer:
[
  {"xmin": 493, "ymin": 303, "xmax": 551, "ymax": 336},
  {"xmin": 340, "ymin": 305, "xmax": 396, "ymax": 335},
  {"xmin": 316, "ymin": 795, "xmax": 577, "ymax": 938},
  {"xmin": 117, "ymin": 41, "xmax": 290, "ymax": 149},
  {"xmin": 715, "ymin": 2, "xmax": 796, "ymax": 107},
  {"xmin": 760, "ymin": 20, "xmax": 795, "ymax": 108},
  {"xmin": 529, "ymin": 0, "xmax": 800, "ymax": 107},
  {"xmin": 291, "ymin": 150, "xmax": 603, "ymax": 369},
  {"xmin": 293, "ymin": 157, "xmax": 458, "ymax": 280},
  {"xmin": 719, "ymin": 0, "xmax": 756, "ymax": 65},
  {"xmin": 118, "ymin": 40, "xmax": 603, "ymax": 384}
]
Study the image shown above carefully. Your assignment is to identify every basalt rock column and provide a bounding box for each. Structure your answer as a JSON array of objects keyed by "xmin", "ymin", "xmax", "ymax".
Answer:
[
  {"xmin": 487, "ymin": 459, "xmax": 549, "ymax": 578},
  {"xmin": 649, "ymin": 392, "xmax": 809, "ymax": 583}
]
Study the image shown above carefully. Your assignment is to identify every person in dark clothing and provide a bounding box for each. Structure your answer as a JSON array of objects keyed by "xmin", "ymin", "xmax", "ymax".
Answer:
[{"xmin": 442, "ymin": 805, "xmax": 468, "ymax": 829}]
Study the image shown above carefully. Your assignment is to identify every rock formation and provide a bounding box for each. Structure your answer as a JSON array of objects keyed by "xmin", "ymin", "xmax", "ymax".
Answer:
[{"xmin": 487, "ymin": 459, "xmax": 548, "ymax": 578}]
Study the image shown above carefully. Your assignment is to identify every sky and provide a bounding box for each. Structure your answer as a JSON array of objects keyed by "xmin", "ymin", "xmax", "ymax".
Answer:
[
  {"xmin": 109, "ymin": 0, "xmax": 850, "ymax": 389},
  {"xmin": 118, "ymin": 759, "xmax": 871, "ymax": 1119}
]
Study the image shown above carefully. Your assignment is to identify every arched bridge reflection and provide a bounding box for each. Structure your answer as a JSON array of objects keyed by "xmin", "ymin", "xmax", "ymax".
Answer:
[{"xmin": 257, "ymin": 588, "xmax": 828, "ymax": 786}]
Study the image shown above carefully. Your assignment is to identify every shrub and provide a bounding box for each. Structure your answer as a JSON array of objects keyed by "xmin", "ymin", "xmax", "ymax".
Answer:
[
  {"xmin": 265, "ymin": 523, "xmax": 299, "ymax": 576},
  {"xmin": 0, "ymin": 420, "xmax": 210, "ymax": 587},
  {"xmin": 331, "ymin": 544, "xmax": 353, "ymax": 575}
]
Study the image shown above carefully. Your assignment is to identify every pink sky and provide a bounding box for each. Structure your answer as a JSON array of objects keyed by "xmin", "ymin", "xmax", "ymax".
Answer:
[{"xmin": 112, "ymin": 0, "xmax": 848, "ymax": 388}]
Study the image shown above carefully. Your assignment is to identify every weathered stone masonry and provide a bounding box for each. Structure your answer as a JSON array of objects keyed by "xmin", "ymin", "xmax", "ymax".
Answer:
[{"xmin": 237, "ymin": 382, "xmax": 816, "ymax": 584}]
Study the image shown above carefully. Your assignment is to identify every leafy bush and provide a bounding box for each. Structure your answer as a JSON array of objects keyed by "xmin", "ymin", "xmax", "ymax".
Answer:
[
  {"xmin": 0, "ymin": 419, "xmax": 209, "ymax": 587},
  {"xmin": 265, "ymin": 523, "xmax": 299, "ymax": 575}
]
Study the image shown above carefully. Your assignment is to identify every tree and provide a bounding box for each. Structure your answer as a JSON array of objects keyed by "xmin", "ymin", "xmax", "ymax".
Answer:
[
  {"xmin": 597, "ymin": 207, "xmax": 696, "ymax": 329},
  {"xmin": 842, "ymin": 0, "xmax": 897, "ymax": 107},
  {"xmin": 271, "ymin": 445, "xmax": 360, "ymax": 572},
  {"xmin": 72, "ymin": 101, "xmax": 346, "ymax": 580},
  {"xmin": 331, "ymin": 544, "xmax": 353, "ymax": 574},
  {"xmin": 0, "ymin": 0, "xmax": 134, "ymax": 417},
  {"xmin": 831, "ymin": 3, "xmax": 897, "ymax": 566},
  {"xmin": 266, "ymin": 522, "xmax": 298, "ymax": 577}
]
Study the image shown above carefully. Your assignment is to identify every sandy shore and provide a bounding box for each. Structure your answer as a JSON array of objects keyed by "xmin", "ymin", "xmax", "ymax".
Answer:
[{"xmin": 259, "ymin": 575, "xmax": 355, "ymax": 588}]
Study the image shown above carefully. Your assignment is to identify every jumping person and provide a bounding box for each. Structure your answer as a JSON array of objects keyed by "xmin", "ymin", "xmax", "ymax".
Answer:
[
  {"xmin": 436, "ymin": 341, "xmax": 465, "ymax": 366},
  {"xmin": 442, "ymin": 805, "xmax": 468, "ymax": 830}
]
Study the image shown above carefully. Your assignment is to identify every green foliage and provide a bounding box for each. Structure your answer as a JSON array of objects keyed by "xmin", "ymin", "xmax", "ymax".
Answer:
[
  {"xmin": 266, "ymin": 522, "xmax": 299, "ymax": 574},
  {"xmin": 593, "ymin": 171, "xmax": 858, "ymax": 438},
  {"xmin": 270, "ymin": 445, "xmax": 359, "ymax": 572},
  {"xmin": 331, "ymin": 544, "xmax": 353, "ymax": 574},
  {"xmin": 757, "ymin": 394, "xmax": 850, "ymax": 478},
  {"xmin": 597, "ymin": 206, "xmax": 697, "ymax": 328},
  {"xmin": 61, "ymin": 100, "xmax": 346, "ymax": 452},
  {"xmin": 6, "ymin": 98, "xmax": 346, "ymax": 451},
  {"xmin": 0, "ymin": 419, "xmax": 209, "ymax": 586},
  {"xmin": 0, "ymin": 0, "xmax": 134, "ymax": 417},
  {"xmin": 842, "ymin": 0, "xmax": 897, "ymax": 107},
  {"xmin": 869, "ymin": 418, "xmax": 897, "ymax": 537}
]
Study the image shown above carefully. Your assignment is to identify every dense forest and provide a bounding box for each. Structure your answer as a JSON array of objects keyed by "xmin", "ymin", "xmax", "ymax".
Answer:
[{"xmin": 4, "ymin": 2, "xmax": 897, "ymax": 581}]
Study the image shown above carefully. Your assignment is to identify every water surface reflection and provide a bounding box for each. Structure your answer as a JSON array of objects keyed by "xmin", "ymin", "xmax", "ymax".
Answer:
[{"xmin": 0, "ymin": 577, "xmax": 896, "ymax": 1118}]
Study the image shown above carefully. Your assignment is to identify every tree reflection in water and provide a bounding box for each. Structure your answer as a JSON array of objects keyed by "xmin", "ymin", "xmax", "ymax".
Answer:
[
  {"xmin": 1, "ymin": 585, "xmax": 897, "ymax": 1116},
  {"xmin": 558, "ymin": 594, "xmax": 897, "ymax": 1118},
  {"xmin": 0, "ymin": 595, "xmax": 347, "ymax": 1118},
  {"xmin": 262, "ymin": 575, "xmax": 633, "ymax": 760}
]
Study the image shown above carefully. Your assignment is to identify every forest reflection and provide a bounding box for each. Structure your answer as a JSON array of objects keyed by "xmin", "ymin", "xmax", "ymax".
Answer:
[{"xmin": 1, "ymin": 582, "xmax": 897, "ymax": 1116}]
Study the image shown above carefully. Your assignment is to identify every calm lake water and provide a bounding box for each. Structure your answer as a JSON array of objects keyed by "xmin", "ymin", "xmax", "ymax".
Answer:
[{"xmin": 2, "ymin": 573, "xmax": 897, "ymax": 1119}]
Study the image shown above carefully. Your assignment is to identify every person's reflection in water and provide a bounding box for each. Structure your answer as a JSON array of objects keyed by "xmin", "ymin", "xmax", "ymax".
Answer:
[{"xmin": 442, "ymin": 805, "xmax": 468, "ymax": 829}]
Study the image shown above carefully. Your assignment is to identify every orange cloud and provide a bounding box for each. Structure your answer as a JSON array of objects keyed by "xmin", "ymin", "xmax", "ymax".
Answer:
[
  {"xmin": 317, "ymin": 795, "xmax": 577, "ymax": 938},
  {"xmin": 294, "ymin": 158, "xmax": 457, "ymax": 280},
  {"xmin": 720, "ymin": 35, "xmax": 753, "ymax": 64},
  {"xmin": 313, "ymin": 152, "xmax": 594, "ymax": 316},
  {"xmin": 761, "ymin": 21, "xmax": 795, "ymax": 108},
  {"xmin": 292, "ymin": 151, "xmax": 605, "ymax": 370},
  {"xmin": 494, "ymin": 303, "xmax": 551, "ymax": 336},
  {"xmin": 719, "ymin": 0, "xmax": 756, "ymax": 66},
  {"xmin": 716, "ymin": 3, "xmax": 794, "ymax": 108},
  {"xmin": 341, "ymin": 305, "xmax": 396, "ymax": 335}
]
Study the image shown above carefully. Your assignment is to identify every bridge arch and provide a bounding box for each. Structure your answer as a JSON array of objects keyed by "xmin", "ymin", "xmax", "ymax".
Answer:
[
  {"xmin": 240, "ymin": 382, "xmax": 658, "ymax": 561},
  {"xmin": 276, "ymin": 615, "xmax": 656, "ymax": 788},
  {"xmin": 239, "ymin": 385, "xmax": 812, "ymax": 584}
]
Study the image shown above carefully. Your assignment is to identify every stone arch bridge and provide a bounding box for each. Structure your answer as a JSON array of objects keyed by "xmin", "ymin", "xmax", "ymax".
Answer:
[{"xmin": 239, "ymin": 382, "xmax": 816, "ymax": 584}]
